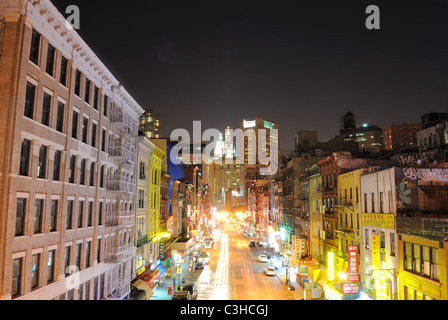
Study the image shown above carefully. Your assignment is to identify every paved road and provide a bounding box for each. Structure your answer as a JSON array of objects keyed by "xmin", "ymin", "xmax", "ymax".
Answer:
[{"xmin": 195, "ymin": 223, "xmax": 303, "ymax": 300}]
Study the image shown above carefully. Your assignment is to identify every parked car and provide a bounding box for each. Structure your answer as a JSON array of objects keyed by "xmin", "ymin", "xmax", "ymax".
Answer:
[
  {"xmin": 249, "ymin": 240, "xmax": 256, "ymax": 247},
  {"xmin": 258, "ymin": 254, "xmax": 269, "ymax": 262},
  {"xmin": 172, "ymin": 291, "xmax": 192, "ymax": 300},
  {"xmin": 204, "ymin": 240, "xmax": 212, "ymax": 249},
  {"xmin": 264, "ymin": 266, "xmax": 276, "ymax": 276},
  {"xmin": 182, "ymin": 283, "xmax": 198, "ymax": 300},
  {"xmin": 198, "ymin": 252, "xmax": 210, "ymax": 264}
]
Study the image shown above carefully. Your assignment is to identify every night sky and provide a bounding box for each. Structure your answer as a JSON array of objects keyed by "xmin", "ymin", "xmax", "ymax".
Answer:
[{"xmin": 51, "ymin": 0, "xmax": 448, "ymax": 150}]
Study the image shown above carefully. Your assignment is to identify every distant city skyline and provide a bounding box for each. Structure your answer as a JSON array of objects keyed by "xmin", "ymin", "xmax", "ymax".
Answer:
[{"xmin": 51, "ymin": 0, "xmax": 448, "ymax": 150}]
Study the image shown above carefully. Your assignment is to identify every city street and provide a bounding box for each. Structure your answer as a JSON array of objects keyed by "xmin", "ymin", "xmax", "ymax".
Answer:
[{"xmin": 195, "ymin": 224, "xmax": 303, "ymax": 300}]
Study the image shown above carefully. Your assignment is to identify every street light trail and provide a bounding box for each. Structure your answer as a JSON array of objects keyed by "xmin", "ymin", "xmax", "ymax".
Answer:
[{"xmin": 212, "ymin": 233, "xmax": 229, "ymax": 299}]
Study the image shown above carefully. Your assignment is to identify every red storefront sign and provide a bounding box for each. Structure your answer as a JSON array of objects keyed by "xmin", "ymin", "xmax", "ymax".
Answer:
[{"xmin": 347, "ymin": 244, "xmax": 359, "ymax": 282}]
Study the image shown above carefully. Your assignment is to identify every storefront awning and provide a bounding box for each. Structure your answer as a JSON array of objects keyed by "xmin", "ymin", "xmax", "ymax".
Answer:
[
  {"xmin": 140, "ymin": 269, "xmax": 161, "ymax": 289},
  {"xmin": 132, "ymin": 279, "xmax": 153, "ymax": 300}
]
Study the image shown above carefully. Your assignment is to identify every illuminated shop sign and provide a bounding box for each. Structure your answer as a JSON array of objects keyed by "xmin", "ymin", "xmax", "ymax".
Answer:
[
  {"xmin": 243, "ymin": 120, "xmax": 256, "ymax": 129},
  {"xmin": 264, "ymin": 121, "xmax": 274, "ymax": 129},
  {"xmin": 328, "ymin": 251, "xmax": 334, "ymax": 281}
]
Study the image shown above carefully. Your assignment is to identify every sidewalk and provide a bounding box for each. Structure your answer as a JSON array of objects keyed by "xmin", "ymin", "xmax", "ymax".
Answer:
[
  {"xmin": 149, "ymin": 265, "xmax": 205, "ymax": 300},
  {"xmin": 262, "ymin": 247, "xmax": 305, "ymax": 300}
]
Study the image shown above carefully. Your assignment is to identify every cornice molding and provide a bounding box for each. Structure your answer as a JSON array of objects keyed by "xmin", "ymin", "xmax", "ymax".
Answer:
[{"xmin": 24, "ymin": 0, "xmax": 144, "ymax": 119}]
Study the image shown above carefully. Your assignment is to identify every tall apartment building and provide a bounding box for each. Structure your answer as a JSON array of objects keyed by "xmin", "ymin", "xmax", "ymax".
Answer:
[
  {"xmin": 240, "ymin": 117, "xmax": 279, "ymax": 166},
  {"xmin": 208, "ymin": 156, "xmax": 244, "ymax": 211},
  {"xmin": 139, "ymin": 109, "xmax": 159, "ymax": 139},
  {"xmin": 0, "ymin": 0, "xmax": 143, "ymax": 300},
  {"xmin": 356, "ymin": 124, "xmax": 384, "ymax": 153},
  {"xmin": 135, "ymin": 134, "xmax": 155, "ymax": 276},
  {"xmin": 384, "ymin": 123, "xmax": 421, "ymax": 152}
]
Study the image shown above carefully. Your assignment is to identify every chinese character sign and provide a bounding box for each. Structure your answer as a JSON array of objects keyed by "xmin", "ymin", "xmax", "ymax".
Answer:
[
  {"xmin": 328, "ymin": 251, "xmax": 334, "ymax": 281},
  {"xmin": 347, "ymin": 244, "xmax": 359, "ymax": 282},
  {"xmin": 371, "ymin": 234, "xmax": 380, "ymax": 269},
  {"xmin": 373, "ymin": 270, "xmax": 390, "ymax": 300},
  {"xmin": 152, "ymin": 241, "xmax": 158, "ymax": 263}
]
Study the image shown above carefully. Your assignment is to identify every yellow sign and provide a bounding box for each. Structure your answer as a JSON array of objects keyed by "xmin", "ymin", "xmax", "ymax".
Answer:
[
  {"xmin": 371, "ymin": 235, "xmax": 381, "ymax": 269},
  {"xmin": 328, "ymin": 252, "xmax": 334, "ymax": 281},
  {"xmin": 373, "ymin": 270, "xmax": 390, "ymax": 300},
  {"xmin": 362, "ymin": 214, "xmax": 395, "ymax": 229}
]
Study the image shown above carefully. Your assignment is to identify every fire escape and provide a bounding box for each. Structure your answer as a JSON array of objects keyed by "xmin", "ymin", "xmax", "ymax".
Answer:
[{"xmin": 104, "ymin": 104, "xmax": 137, "ymax": 300}]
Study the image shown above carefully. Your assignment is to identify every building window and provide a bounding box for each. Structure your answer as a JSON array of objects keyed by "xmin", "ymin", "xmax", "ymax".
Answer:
[
  {"xmin": 60, "ymin": 56, "xmax": 68, "ymax": 86},
  {"xmin": 371, "ymin": 193, "xmax": 375, "ymax": 213},
  {"xmin": 356, "ymin": 187, "xmax": 359, "ymax": 203},
  {"xmin": 390, "ymin": 232, "xmax": 395, "ymax": 256},
  {"xmin": 100, "ymin": 165, "xmax": 104, "ymax": 188},
  {"xmin": 31, "ymin": 253, "xmax": 40, "ymax": 289},
  {"xmin": 138, "ymin": 189, "xmax": 145, "ymax": 208},
  {"xmin": 88, "ymin": 201, "xmax": 93, "ymax": 227},
  {"xmin": 15, "ymin": 198, "xmax": 26, "ymax": 236},
  {"xmin": 93, "ymin": 87, "xmax": 99, "ymax": 110},
  {"xmin": 29, "ymin": 29, "xmax": 41, "ymax": 65},
  {"xmin": 101, "ymin": 129, "xmax": 106, "ymax": 152},
  {"xmin": 97, "ymin": 238, "xmax": 102, "ymax": 263},
  {"xmin": 86, "ymin": 241, "xmax": 92, "ymax": 268},
  {"xmin": 50, "ymin": 199, "xmax": 58, "ymax": 232},
  {"xmin": 64, "ymin": 246, "xmax": 71, "ymax": 275},
  {"xmin": 365, "ymin": 229, "xmax": 370, "ymax": 249},
  {"xmin": 379, "ymin": 192, "xmax": 384, "ymax": 213},
  {"xmin": 53, "ymin": 150, "xmax": 61, "ymax": 181},
  {"xmin": 69, "ymin": 155, "xmax": 76, "ymax": 183},
  {"xmin": 93, "ymin": 277, "xmax": 98, "ymax": 300},
  {"xmin": 91, "ymin": 123, "xmax": 97, "ymax": 148},
  {"xmin": 74, "ymin": 70, "xmax": 81, "ymax": 96},
  {"xmin": 45, "ymin": 43, "xmax": 55, "ymax": 76},
  {"xmin": 78, "ymin": 201, "xmax": 84, "ymax": 228},
  {"xmin": 137, "ymin": 217, "xmax": 144, "ymax": 238},
  {"xmin": 84, "ymin": 79, "xmax": 91, "ymax": 104},
  {"xmin": 82, "ymin": 117, "xmax": 88, "ymax": 144},
  {"xmin": 76, "ymin": 243, "xmax": 82, "ymax": 270},
  {"xmin": 89, "ymin": 162, "xmax": 95, "ymax": 187},
  {"xmin": 66, "ymin": 200, "xmax": 73, "ymax": 229},
  {"xmin": 47, "ymin": 249, "xmax": 55, "ymax": 284},
  {"xmin": 72, "ymin": 111, "xmax": 79, "ymax": 139},
  {"xmin": 67, "ymin": 289, "xmax": 74, "ymax": 300},
  {"xmin": 19, "ymin": 139, "xmax": 31, "ymax": 176},
  {"xmin": 12, "ymin": 258, "xmax": 23, "ymax": 298},
  {"xmin": 98, "ymin": 202, "xmax": 103, "ymax": 226},
  {"xmin": 56, "ymin": 101, "xmax": 64, "ymax": 133},
  {"xmin": 405, "ymin": 242, "xmax": 439, "ymax": 281},
  {"xmin": 37, "ymin": 145, "xmax": 47, "ymax": 178},
  {"xmin": 103, "ymin": 96, "xmax": 108, "ymax": 117},
  {"xmin": 139, "ymin": 161, "xmax": 146, "ymax": 180},
  {"xmin": 363, "ymin": 193, "xmax": 367, "ymax": 213},
  {"xmin": 80, "ymin": 159, "xmax": 86, "ymax": 185},
  {"xmin": 34, "ymin": 199, "xmax": 44, "ymax": 234},
  {"xmin": 380, "ymin": 231, "xmax": 386, "ymax": 254},
  {"xmin": 24, "ymin": 82, "xmax": 36, "ymax": 119}
]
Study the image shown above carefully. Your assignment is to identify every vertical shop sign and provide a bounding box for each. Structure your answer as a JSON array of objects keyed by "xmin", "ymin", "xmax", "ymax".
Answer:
[{"xmin": 347, "ymin": 244, "xmax": 359, "ymax": 282}]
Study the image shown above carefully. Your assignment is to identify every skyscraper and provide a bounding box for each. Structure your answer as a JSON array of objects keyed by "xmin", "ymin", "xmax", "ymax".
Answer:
[{"xmin": 139, "ymin": 109, "xmax": 160, "ymax": 139}]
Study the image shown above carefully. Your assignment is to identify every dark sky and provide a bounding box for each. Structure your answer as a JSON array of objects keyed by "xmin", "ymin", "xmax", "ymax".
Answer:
[{"xmin": 52, "ymin": 0, "xmax": 448, "ymax": 150}]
